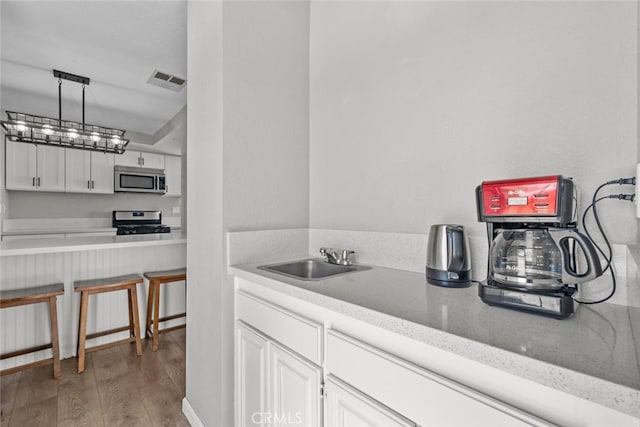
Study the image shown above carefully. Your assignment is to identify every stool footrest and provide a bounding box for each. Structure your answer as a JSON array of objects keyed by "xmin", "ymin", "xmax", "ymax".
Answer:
[
  {"xmin": 85, "ymin": 337, "xmax": 139, "ymax": 355},
  {"xmin": 1, "ymin": 358, "xmax": 54, "ymax": 377},
  {"xmin": 1, "ymin": 343, "xmax": 53, "ymax": 360},
  {"xmin": 86, "ymin": 325, "xmax": 134, "ymax": 341}
]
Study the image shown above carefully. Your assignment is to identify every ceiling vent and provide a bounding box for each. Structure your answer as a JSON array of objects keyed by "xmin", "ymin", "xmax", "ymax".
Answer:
[{"xmin": 147, "ymin": 69, "xmax": 186, "ymax": 92}]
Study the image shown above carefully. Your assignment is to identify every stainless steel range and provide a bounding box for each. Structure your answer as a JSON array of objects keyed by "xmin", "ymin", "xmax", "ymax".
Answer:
[{"xmin": 112, "ymin": 210, "xmax": 171, "ymax": 235}]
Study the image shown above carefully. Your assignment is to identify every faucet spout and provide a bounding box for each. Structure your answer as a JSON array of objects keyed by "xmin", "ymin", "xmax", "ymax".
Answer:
[
  {"xmin": 320, "ymin": 247, "xmax": 355, "ymax": 265},
  {"xmin": 320, "ymin": 247, "xmax": 340, "ymax": 264}
]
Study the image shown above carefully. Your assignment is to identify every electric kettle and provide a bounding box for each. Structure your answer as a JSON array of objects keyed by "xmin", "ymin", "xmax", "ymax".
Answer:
[
  {"xmin": 489, "ymin": 228, "xmax": 602, "ymax": 291},
  {"xmin": 426, "ymin": 224, "xmax": 472, "ymax": 287}
]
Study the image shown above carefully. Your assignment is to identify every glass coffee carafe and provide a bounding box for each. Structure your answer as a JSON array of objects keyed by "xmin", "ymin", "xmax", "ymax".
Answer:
[{"xmin": 489, "ymin": 228, "xmax": 602, "ymax": 291}]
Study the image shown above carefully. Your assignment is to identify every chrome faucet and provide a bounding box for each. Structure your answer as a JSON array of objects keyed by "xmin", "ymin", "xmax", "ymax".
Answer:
[{"xmin": 320, "ymin": 247, "xmax": 355, "ymax": 266}]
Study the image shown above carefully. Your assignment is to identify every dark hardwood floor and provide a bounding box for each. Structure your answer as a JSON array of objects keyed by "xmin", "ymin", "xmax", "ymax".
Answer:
[{"xmin": 1, "ymin": 328, "xmax": 189, "ymax": 427}]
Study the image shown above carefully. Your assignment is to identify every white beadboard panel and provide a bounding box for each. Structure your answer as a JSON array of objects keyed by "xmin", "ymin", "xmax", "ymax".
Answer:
[{"xmin": 1, "ymin": 243, "xmax": 186, "ymax": 370}]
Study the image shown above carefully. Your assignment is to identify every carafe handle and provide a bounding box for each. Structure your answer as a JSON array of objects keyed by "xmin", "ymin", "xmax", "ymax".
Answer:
[
  {"xmin": 447, "ymin": 226, "xmax": 465, "ymax": 272},
  {"xmin": 548, "ymin": 229, "xmax": 603, "ymax": 283}
]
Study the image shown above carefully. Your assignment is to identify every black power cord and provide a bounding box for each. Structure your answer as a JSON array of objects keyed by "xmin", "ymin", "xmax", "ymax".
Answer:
[{"xmin": 576, "ymin": 177, "xmax": 636, "ymax": 305}]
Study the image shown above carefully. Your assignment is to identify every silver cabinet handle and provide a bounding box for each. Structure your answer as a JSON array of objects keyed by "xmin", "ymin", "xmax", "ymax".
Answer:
[
  {"xmin": 37, "ymin": 177, "xmax": 40, "ymax": 187},
  {"xmin": 87, "ymin": 180, "xmax": 91, "ymax": 189},
  {"xmin": 32, "ymin": 177, "xmax": 36, "ymax": 187},
  {"xmin": 91, "ymin": 180, "xmax": 95, "ymax": 189},
  {"xmin": 141, "ymin": 156, "xmax": 145, "ymax": 166}
]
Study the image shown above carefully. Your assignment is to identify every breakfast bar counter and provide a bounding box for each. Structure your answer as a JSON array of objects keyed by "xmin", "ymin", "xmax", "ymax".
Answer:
[
  {"xmin": 0, "ymin": 233, "xmax": 187, "ymax": 372},
  {"xmin": 0, "ymin": 232, "xmax": 186, "ymax": 256}
]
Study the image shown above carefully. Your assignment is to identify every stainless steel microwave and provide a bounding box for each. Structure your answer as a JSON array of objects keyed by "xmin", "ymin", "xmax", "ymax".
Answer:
[{"xmin": 114, "ymin": 165, "xmax": 166, "ymax": 194}]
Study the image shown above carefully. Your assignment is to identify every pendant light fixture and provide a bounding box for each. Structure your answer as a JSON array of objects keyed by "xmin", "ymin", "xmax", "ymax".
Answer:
[{"xmin": 1, "ymin": 69, "xmax": 129, "ymax": 154}]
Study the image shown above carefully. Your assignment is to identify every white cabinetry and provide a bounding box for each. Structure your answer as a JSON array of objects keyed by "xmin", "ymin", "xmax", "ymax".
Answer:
[
  {"xmin": 114, "ymin": 150, "xmax": 165, "ymax": 169},
  {"xmin": 233, "ymin": 280, "xmax": 560, "ymax": 427},
  {"xmin": 324, "ymin": 376, "xmax": 414, "ymax": 427},
  {"xmin": 164, "ymin": 155, "xmax": 182, "ymax": 196},
  {"xmin": 65, "ymin": 149, "xmax": 114, "ymax": 194},
  {"xmin": 5, "ymin": 141, "xmax": 65, "ymax": 191},
  {"xmin": 236, "ymin": 322, "xmax": 269, "ymax": 427},
  {"xmin": 270, "ymin": 340, "xmax": 322, "ymax": 427},
  {"xmin": 326, "ymin": 330, "xmax": 548, "ymax": 427},
  {"xmin": 236, "ymin": 291, "xmax": 323, "ymax": 427}
]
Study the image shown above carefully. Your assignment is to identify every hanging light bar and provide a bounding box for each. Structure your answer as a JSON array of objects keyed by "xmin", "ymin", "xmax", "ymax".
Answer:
[{"xmin": 1, "ymin": 69, "xmax": 129, "ymax": 154}]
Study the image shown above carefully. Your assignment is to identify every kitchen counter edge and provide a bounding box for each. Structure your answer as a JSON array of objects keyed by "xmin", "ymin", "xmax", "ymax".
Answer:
[{"xmin": 0, "ymin": 232, "xmax": 187, "ymax": 256}]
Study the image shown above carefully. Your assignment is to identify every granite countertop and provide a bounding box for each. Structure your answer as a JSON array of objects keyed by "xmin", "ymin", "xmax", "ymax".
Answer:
[
  {"xmin": 229, "ymin": 258, "xmax": 640, "ymax": 419},
  {"xmin": 0, "ymin": 232, "xmax": 187, "ymax": 256}
]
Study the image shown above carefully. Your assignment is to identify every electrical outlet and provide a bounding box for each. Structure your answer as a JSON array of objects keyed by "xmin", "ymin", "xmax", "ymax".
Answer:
[{"xmin": 172, "ymin": 206, "xmax": 180, "ymax": 214}]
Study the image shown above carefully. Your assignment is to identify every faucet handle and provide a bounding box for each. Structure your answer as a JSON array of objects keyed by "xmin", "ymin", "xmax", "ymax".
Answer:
[{"xmin": 341, "ymin": 250, "xmax": 355, "ymax": 265}]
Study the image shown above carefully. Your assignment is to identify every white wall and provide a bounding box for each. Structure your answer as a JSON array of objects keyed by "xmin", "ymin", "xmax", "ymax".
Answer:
[
  {"xmin": 309, "ymin": 1, "xmax": 638, "ymax": 244},
  {"xmin": 223, "ymin": 2, "xmax": 310, "ymax": 231},
  {"xmin": 186, "ymin": 2, "xmax": 224, "ymax": 426},
  {"xmin": 5, "ymin": 191, "xmax": 181, "ymax": 220},
  {"xmin": 186, "ymin": 1, "xmax": 310, "ymax": 425}
]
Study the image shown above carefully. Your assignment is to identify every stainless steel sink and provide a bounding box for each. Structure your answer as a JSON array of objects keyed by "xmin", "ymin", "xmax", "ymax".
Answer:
[{"xmin": 258, "ymin": 258, "xmax": 370, "ymax": 281}]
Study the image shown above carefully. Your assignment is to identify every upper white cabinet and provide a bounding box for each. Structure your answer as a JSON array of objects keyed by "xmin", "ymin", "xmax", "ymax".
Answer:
[
  {"xmin": 164, "ymin": 155, "xmax": 182, "ymax": 197},
  {"xmin": 65, "ymin": 149, "xmax": 115, "ymax": 194},
  {"xmin": 5, "ymin": 141, "xmax": 65, "ymax": 192},
  {"xmin": 114, "ymin": 150, "xmax": 165, "ymax": 169}
]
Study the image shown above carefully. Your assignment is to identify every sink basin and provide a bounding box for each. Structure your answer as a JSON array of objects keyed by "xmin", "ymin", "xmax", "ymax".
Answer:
[{"xmin": 258, "ymin": 258, "xmax": 370, "ymax": 281}]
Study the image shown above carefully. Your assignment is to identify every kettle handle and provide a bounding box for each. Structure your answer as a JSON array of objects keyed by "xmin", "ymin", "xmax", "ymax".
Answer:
[
  {"xmin": 447, "ymin": 226, "xmax": 465, "ymax": 272},
  {"xmin": 548, "ymin": 229, "xmax": 603, "ymax": 283}
]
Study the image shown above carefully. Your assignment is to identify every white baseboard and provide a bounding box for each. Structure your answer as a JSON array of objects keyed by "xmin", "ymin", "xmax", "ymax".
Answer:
[{"xmin": 182, "ymin": 397, "xmax": 205, "ymax": 427}]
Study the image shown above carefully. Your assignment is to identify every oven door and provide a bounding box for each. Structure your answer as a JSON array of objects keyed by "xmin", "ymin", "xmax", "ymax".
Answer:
[{"xmin": 114, "ymin": 166, "xmax": 166, "ymax": 194}]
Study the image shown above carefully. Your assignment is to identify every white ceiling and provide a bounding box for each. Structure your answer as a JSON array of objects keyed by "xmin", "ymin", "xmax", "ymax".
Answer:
[{"xmin": 0, "ymin": 0, "xmax": 187, "ymax": 151}]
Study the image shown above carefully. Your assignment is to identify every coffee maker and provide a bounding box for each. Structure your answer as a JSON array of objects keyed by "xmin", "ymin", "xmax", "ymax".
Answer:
[{"xmin": 476, "ymin": 175, "xmax": 602, "ymax": 318}]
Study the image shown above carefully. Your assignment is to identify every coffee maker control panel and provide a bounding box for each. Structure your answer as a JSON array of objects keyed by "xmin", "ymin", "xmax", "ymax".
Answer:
[{"xmin": 476, "ymin": 175, "xmax": 575, "ymax": 225}]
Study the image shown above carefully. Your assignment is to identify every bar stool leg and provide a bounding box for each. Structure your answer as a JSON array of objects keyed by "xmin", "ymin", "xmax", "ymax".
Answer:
[
  {"xmin": 47, "ymin": 295, "xmax": 61, "ymax": 379},
  {"xmin": 77, "ymin": 291, "xmax": 89, "ymax": 373},
  {"xmin": 128, "ymin": 285, "xmax": 143, "ymax": 356},
  {"xmin": 145, "ymin": 280, "xmax": 156, "ymax": 339},
  {"xmin": 152, "ymin": 279, "xmax": 161, "ymax": 351}
]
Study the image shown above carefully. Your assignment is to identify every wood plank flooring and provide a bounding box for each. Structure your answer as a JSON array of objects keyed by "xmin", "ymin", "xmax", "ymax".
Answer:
[{"xmin": 1, "ymin": 328, "xmax": 188, "ymax": 427}]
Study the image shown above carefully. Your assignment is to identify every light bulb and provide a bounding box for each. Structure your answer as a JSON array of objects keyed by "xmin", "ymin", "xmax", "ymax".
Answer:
[
  {"xmin": 67, "ymin": 129, "xmax": 79, "ymax": 139},
  {"xmin": 91, "ymin": 132, "xmax": 100, "ymax": 142},
  {"xmin": 42, "ymin": 125, "xmax": 54, "ymax": 136},
  {"xmin": 15, "ymin": 121, "xmax": 27, "ymax": 133},
  {"xmin": 111, "ymin": 136, "xmax": 122, "ymax": 145}
]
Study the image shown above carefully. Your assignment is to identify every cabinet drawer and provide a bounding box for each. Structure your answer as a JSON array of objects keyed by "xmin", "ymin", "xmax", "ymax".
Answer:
[
  {"xmin": 327, "ymin": 329, "xmax": 551, "ymax": 427},
  {"xmin": 236, "ymin": 290, "xmax": 322, "ymax": 365}
]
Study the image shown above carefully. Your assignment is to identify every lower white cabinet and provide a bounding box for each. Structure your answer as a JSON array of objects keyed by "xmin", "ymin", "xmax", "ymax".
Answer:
[
  {"xmin": 326, "ymin": 329, "xmax": 549, "ymax": 427},
  {"xmin": 236, "ymin": 322, "xmax": 269, "ymax": 427},
  {"xmin": 324, "ymin": 375, "xmax": 415, "ymax": 427},
  {"xmin": 234, "ymin": 282, "xmax": 559, "ymax": 427},
  {"xmin": 236, "ymin": 321, "xmax": 322, "ymax": 427}
]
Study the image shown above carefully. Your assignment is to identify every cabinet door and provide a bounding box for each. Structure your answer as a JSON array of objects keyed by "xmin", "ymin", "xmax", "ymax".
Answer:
[
  {"xmin": 164, "ymin": 155, "xmax": 181, "ymax": 196},
  {"xmin": 114, "ymin": 150, "xmax": 141, "ymax": 167},
  {"xmin": 90, "ymin": 152, "xmax": 115, "ymax": 194},
  {"xmin": 65, "ymin": 149, "xmax": 92, "ymax": 193},
  {"xmin": 140, "ymin": 152, "xmax": 165, "ymax": 169},
  {"xmin": 269, "ymin": 341, "xmax": 322, "ymax": 427},
  {"xmin": 36, "ymin": 144, "xmax": 65, "ymax": 191},
  {"xmin": 236, "ymin": 322, "xmax": 269, "ymax": 427},
  {"xmin": 5, "ymin": 141, "xmax": 37, "ymax": 190},
  {"xmin": 324, "ymin": 376, "xmax": 415, "ymax": 427}
]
